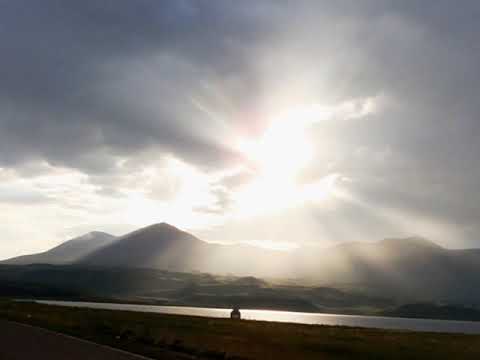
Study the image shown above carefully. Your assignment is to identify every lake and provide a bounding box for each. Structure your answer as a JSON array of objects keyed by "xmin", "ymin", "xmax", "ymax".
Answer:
[{"xmin": 37, "ymin": 300, "xmax": 480, "ymax": 334}]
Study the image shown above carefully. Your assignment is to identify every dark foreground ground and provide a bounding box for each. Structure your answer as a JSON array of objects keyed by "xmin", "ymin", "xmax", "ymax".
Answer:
[
  {"xmin": 1, "ymin": 301, "xmax": 480, "ymax": 360},
  {"xmin": 0, "ymin": 321, "xmax": 163, "ymax": 360}
]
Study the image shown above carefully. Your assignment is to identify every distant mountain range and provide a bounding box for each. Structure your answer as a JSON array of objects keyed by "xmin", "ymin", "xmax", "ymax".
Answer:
[
  {"xmin": 3, "ymin": 232, "xmax": 116, "ymax": 265},
  {"xmin": 297, "ymin": 236, "xmax": 480, "ymax": 303},
  {"xmin": 2, "ymin": 223, "xmax": 480, "ymax": 304}
]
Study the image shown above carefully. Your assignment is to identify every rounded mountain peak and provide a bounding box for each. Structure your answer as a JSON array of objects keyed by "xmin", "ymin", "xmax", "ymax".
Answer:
[{"xmin": 140, "ymin": 222, "xmax": 183, "ymax": 233}]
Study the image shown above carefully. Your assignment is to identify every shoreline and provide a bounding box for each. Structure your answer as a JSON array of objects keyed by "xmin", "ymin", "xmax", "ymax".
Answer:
[
  {"xmin": 21, "ymin": 297, "xmax": 480, "ymax": 325},
  {"xmin": 2, "ymin": 300, "xmax": 479, "ymax": 359}
]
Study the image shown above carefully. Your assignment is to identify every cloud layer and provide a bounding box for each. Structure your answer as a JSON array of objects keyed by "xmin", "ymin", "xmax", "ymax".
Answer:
[{"xmin": 2, "ymin": 1, "xmax": 480, "ymax": 258}]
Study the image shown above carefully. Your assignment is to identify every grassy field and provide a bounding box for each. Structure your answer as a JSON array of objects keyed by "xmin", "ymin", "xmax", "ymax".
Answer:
[{"xmin": 1, "ymin": 300, "xmax": 479, "ymax": 359}]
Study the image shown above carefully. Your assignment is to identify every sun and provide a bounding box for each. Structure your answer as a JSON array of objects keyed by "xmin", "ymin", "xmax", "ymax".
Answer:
[
  {"xmin": 237, "ymin": 112, "xmax": 314, "ymax": 182},
  {"xmin": 232, "ymin": 106, "xmax": 336, "ymax": 218}
]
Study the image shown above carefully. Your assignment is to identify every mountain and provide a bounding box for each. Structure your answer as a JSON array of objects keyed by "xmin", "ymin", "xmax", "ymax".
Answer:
[
  {"xmin": 3, "ymin": 223, "xmax": 480, "ymax": 305},
  {"xmin": 78, "ymin": 225, "xmax": 480, "ymax": 303},
  {"xmin": 78, "ymin": 223, "xmax": 289, "ymax": 276},
  {"xmin": 2, "ymin": 232, "xmax": 117, "ymax": 265},
  {"xmin": 297, "ymin": 236, "xmax": 480, "ymax": 303},
  {"xmin": 79, "ymin": 223, "xmax": 209, "ymax": 270}
]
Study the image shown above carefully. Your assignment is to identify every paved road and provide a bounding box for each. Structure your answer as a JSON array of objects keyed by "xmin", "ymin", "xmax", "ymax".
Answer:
[{"xmin": 0, "ymin": 320, "xmax": 187, "ymax": 360}]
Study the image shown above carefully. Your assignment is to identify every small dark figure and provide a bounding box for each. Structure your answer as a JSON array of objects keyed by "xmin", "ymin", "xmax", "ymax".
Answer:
[{"xmin": 230, "ymin": 306, "xmax": 241, "ymax": 320}]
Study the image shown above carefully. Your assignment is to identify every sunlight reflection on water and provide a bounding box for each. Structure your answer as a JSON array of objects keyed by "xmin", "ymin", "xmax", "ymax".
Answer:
[{"xmin": 37, "ymin": 300, "xmax": 480, "ymax": 334}]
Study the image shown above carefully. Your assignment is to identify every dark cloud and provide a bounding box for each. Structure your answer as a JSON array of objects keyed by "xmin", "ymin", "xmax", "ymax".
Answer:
[
  {"xmin": 2, "ymin": 1, "xmax": 480, "ymax": 246},
  {"xmin": 0, "ymin": 0, "xmax": 270, "ymax": 172}
]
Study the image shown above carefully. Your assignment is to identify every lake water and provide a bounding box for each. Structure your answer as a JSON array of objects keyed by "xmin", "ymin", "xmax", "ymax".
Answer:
[{"xmin": 37, "ymin": 300, "xmax": 480, "ymax": 334}]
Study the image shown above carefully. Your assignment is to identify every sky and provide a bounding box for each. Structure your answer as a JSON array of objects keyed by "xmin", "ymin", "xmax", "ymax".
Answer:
[{"xmin": 1, "ymin": 0, "xmax": 480, "ymax": 259}]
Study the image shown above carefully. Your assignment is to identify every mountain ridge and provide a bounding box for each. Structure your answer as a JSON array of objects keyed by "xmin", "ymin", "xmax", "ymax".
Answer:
[{"xmin": 3, "ymin": 222, "xmax": 480, "ymax": 304}]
